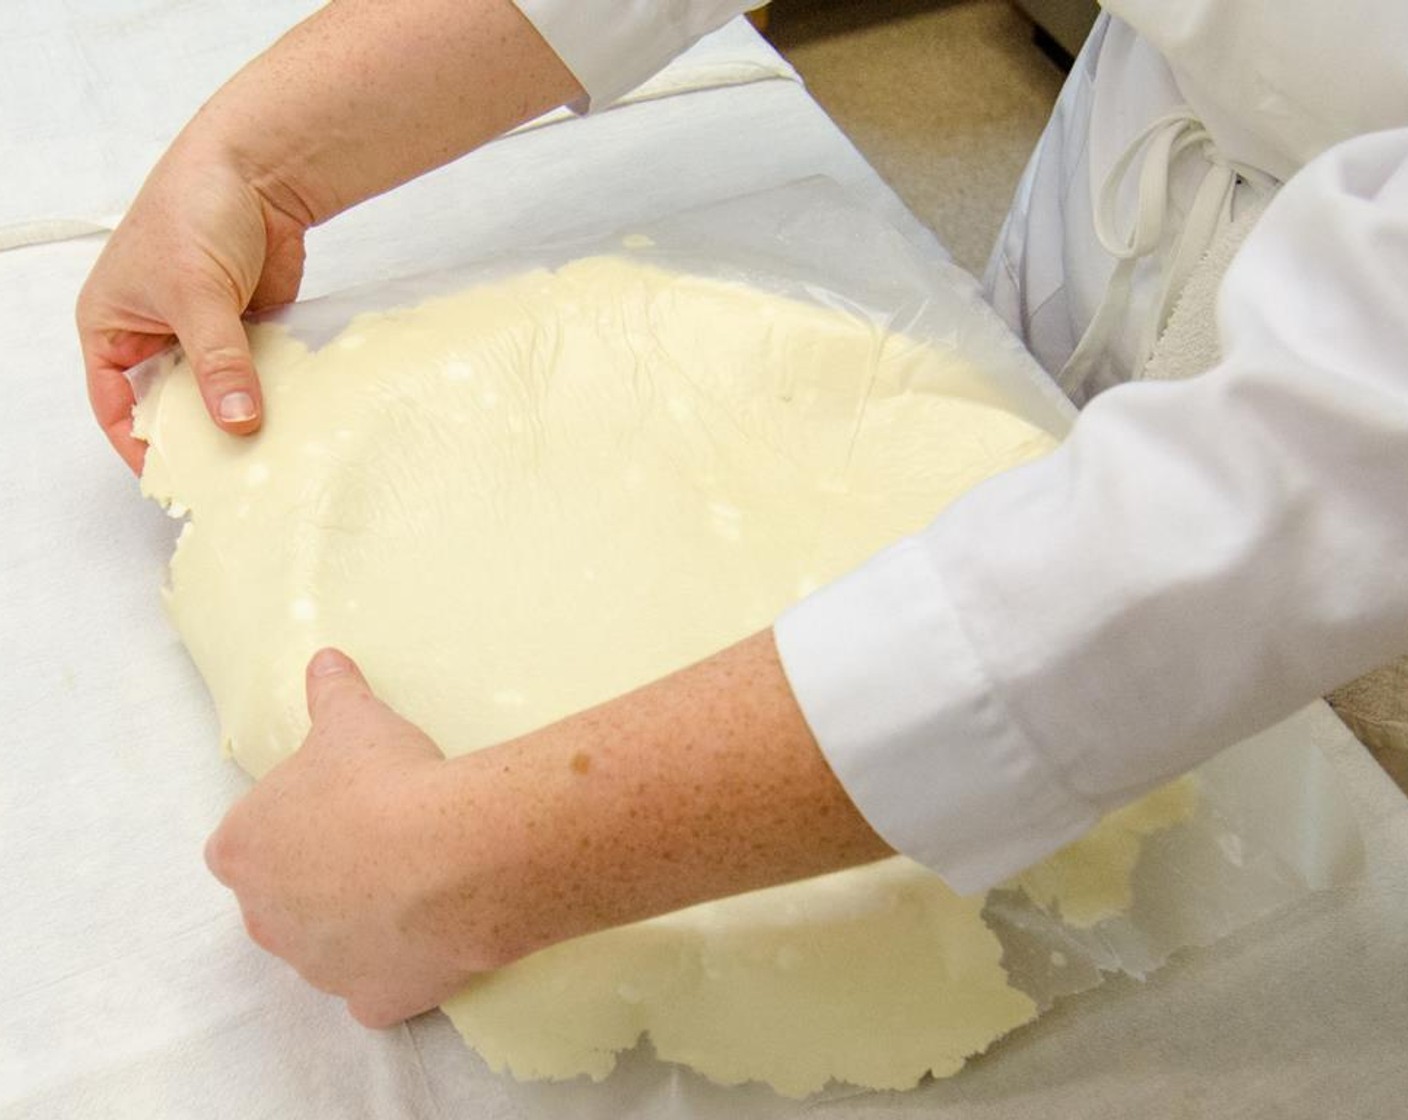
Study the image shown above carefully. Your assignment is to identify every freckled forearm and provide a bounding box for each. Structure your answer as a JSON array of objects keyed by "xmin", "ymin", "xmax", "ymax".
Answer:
[
  {"xmin": 180, "ymin": 0, "xmax": 584, "ymax": 226},
  {"xmin": 437, "ymin": 629, "xmax": 892, "ymax": 967}
]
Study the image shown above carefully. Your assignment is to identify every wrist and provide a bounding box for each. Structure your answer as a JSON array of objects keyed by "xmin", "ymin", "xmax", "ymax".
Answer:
[
  {"xmin": 169, "ymin": 0, "xmax": 583, "ymax": 235},
  {"xmin": 404, "ymin": 747, "xmax": 569, "ymax": 973},
  {"xmin": 173, "ymin": 97, "xmax": 336, "ymax": 231}
]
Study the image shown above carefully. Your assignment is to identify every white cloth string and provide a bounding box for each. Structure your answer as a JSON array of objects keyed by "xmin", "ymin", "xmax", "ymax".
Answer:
[
  {"xmin": 1058, "ymin": 108, "xmax": 1277, "ymax": 397},
  {"xmin": 0, "ymin": 219, "xmax": 114, "ymax": 253}
]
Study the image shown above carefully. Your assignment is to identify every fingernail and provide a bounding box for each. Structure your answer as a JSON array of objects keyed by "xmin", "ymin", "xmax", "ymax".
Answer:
[
  {"xmin": 219, "ymin": 391, "xmax": 256, "ymax": 422},
  {"xmin": 310, "ymin": 648, "xmax": 349, "ymax": 677}
]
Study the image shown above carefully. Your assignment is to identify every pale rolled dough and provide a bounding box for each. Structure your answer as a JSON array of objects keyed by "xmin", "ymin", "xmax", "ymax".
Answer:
[
  {"xmin": 1006, "ymin": 778, "xmax": 1198, "ymax": 929},
  {"xmin": 135, "ymin": 255, "xmax": 1185, "ymax": 1096}
]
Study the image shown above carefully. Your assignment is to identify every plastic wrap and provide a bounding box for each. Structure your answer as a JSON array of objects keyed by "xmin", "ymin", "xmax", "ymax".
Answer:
[
  {"xmin": 130, "ymin": 179, "xmax": 1365, "ymax": 1112},
  {"xmin": 132, "ymin": 179, "xmax": 1073, "ymax": 439}
]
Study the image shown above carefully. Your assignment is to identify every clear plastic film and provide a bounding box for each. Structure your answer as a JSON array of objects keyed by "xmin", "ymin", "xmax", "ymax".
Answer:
[
  {"xmin": 134, "ymin": 179, "xmax": 1073, "ymax": 437},
  {"xmin": 130, "ymin": 179, "xmax": 1364, "ymax": 1113}
]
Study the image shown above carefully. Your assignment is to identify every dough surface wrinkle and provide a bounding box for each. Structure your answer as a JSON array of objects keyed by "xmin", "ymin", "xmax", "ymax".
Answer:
[{"xmin": 136, "ymin": 255, "xmax": 1190, "ymax": 1097}]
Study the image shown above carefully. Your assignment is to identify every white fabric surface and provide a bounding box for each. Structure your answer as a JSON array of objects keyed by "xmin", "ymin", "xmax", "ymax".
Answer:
[
  {"xmin": 0, "ymin": 5, "xmax": 793, "ymax": 247},
  {"xmin": 6, "ymin": 5, "xmax": 1408, "ymax": 1118},
  {"xmin": 513, "ymin": 0, "xmax": 764, "ymax": 109},
  {"xmin": 0, "ymin": 0, "xmax": 326, "ymax": 233}
]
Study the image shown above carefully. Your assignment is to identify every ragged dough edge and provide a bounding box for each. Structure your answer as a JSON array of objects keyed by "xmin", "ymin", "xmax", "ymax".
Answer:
[
  {"xmin": 134, "ymin": 324, "xmax": 324, "ymax": 766},
  {"xmin": 445, "ymin": 859, "xmax": 1040, "ymax": 1097},
  {"xmin": 135, "ymin": 255, "xmax": 1193, "ymax": 1096},
  {"xmin": 1006, "ymin": 777, "xmax": 1200, "ymax": 929}
]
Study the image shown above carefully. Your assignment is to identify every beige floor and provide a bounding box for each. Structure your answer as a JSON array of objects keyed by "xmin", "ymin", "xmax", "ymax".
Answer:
[{"xmin": 766, "ymin": 0, "xmax": 1065, "ymax": 276}]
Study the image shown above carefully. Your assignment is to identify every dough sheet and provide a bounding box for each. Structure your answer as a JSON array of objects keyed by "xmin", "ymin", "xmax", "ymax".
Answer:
[{"xmin": 135, "ymin": 256, "xmax": 1191, "ymax": 1096}]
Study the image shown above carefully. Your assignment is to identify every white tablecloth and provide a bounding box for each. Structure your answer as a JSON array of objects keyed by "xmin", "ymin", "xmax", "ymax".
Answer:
[{"xmin": 4, "ymin": 6, "xmax": 1406, "ymax": 1118}]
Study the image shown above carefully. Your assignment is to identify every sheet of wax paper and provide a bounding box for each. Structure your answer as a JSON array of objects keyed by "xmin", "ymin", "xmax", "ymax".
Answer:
[{"xmin": 130, "ymin": 179, "xmax": 1366, "ymax": 1113}]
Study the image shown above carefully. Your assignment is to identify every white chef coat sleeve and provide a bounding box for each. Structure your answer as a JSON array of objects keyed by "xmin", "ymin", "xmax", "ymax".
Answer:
[
  {"xmin": 776, "ymin": 127, "xmax": 1408, "ymax": 895},
  {"xmin": 512, "ymin": 0, "xmax": 761, "ymax": 110}
]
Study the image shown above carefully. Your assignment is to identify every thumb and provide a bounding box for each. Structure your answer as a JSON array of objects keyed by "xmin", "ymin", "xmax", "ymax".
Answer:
[
  {"xmin": 305, "ymin": 647, "xmax": 373, "ymax": 724},
  {"xmin": 302, "ymin": 648, "xmax": 445, "ymax": 763},
  {"xmin": 173, "ymin": 286, "xmax": 265, "ymax": 436}
]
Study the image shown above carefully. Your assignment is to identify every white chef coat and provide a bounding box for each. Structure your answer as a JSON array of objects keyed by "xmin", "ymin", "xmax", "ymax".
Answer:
[
  {"xmin": 515, "ymin": 0, "xmax": 765, "ymax": 108},
  {"xmin": 513, "ymin": 0, "xmax": 1408, "ymax": 892}
]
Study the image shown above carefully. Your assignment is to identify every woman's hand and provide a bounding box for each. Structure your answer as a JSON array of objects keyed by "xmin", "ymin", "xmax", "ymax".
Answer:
[
  {"xmin": 204, "ymin": 634, "xmax": 890, "ymax": 1029},
  {"xmin": 75, "ymin": 0, "xmax": 584, "ymax": 475},
  {"xmin": 205, "ymin": 649, "xmax": 486, "ymax": 1028},
  {"xmin": 76, "ymin": 134, "xmax": 311, "ymax": 473}
]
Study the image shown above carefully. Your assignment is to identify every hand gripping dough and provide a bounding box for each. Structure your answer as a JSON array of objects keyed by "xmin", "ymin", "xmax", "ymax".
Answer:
[{"xmin": 135, "ymin": 256, "xmax": 1181, "ymax": 1096}]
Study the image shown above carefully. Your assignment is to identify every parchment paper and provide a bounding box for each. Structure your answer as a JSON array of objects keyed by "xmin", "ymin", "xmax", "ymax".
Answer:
[{"xmin": 129, "ymin": 180, "xmax": 1368, "ymax": 1112}]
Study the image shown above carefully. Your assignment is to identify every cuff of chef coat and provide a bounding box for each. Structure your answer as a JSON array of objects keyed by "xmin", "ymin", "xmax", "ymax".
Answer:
[
  {"xmin": 774, "ymin": 538, "xmax": 1101, "ymax": 895},
  {"xmin": 513, "ymin": 0, "xmax": 758, "ymax": 110}
]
